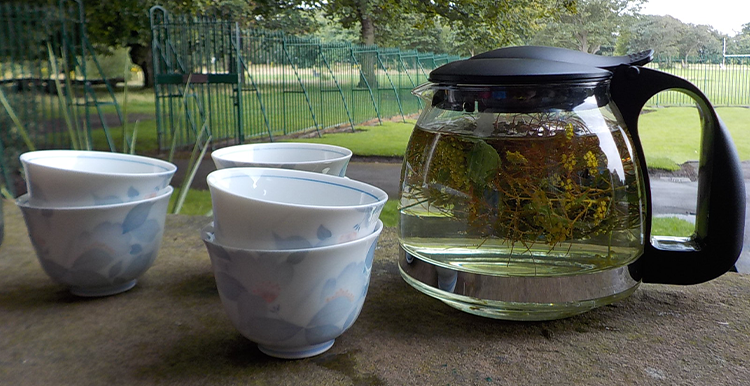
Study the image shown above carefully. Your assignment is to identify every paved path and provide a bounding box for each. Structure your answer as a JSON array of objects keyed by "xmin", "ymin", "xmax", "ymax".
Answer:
[
  {"xmin": 651, "ymin": 174, "xmax": 750, "ymax": 273},
  {"xmin": 345, "ymin": 160, "xmax": 402, "ymax": 199}
]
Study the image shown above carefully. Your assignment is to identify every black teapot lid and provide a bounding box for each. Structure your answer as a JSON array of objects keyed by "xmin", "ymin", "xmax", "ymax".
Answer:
[
  {"xmin": 472, "ymin": 46, "xmax": 654, "ymax": 70},
  {"xmin": 428, "ymin": 46, "xmax": 655, "ymax": 85},
  {"xmin": 428, "ymin": 57, "xmax": 613, "ymax": 84}
]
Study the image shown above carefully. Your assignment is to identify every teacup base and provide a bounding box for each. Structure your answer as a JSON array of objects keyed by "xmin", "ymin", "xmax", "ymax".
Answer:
[
  {"xmin": 258, "ymin": 339, "xmax": 335, "ymax": 359},
  {"xmin": 69, "ymin": 279, "xmax": 138, "ymax": 297}
]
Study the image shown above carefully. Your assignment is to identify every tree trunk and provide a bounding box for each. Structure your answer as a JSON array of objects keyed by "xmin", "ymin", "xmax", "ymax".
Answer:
[
  {"xmin": 361, "ymin": 14, "xmax": 375, "ymax": 46},
  {"xmin": 357, "ymin": 10, "xmax": 377, "ymax": 89},
  {"xmin": 576, "ymin": 31, "xmax": 589, "ymax": 53},
  {"xmin": 128, "ymin": 43, "xmax": 153, "ymax": 88}
]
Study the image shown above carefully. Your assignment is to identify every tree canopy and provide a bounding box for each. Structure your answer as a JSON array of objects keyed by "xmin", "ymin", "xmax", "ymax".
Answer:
[
  {"xmin": 532, "ymin": 0, "xmax": 643, "ymax": 54},
  {"xmin": 621, "ymin": 14, "xmax": 725, "ymax": 61},
  {"xmin": 23, "ymin": 0, "xmax": 750, "ymax": 87},
  {"xmin": 725, "ymin": 22, "xmax": 750, "ymax": 57},
  {"xmin": 316, "ymin": 0, "xmax": 575, "ymax": 56}
]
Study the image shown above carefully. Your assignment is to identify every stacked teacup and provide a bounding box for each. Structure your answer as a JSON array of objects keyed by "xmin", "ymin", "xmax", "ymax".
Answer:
[
  {"xmin": 203, "ymin": 142, "xmax": 387, "ymax": 359},
  {"xmin": 210, "ymin": 142, "xmax": 353, "ymax": 176},
  {"xmin": 16, "ymin": 150, "xmax": 177, "ymax": 297}
]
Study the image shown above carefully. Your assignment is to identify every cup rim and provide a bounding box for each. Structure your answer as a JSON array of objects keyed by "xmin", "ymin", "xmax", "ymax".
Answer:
[
  {"xmin": 16, "ymin": 185, "xmax": 174, "ymax": 211},
  {"xmin": 207, "ymin": 167, "xmax": 388, "ymax": 209},
  {"xmin": 202, "ymin": 219, "xmax": 383, "ymax": 253},
  {"xmin": 20, "ymin": 150, "xmax": 177, "ymax": 177},
  {"xmin": 210, "ymin": 142, "xmax": 353, "ymax": 166}
]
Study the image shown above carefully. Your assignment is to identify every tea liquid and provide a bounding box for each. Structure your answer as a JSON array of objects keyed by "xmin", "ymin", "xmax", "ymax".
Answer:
[{"xmin": 399, "ymin": 125, "xmax": 646, "ymax": 277}]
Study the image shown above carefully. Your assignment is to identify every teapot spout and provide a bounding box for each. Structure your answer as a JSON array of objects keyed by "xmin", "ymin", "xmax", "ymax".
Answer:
[{"xmin": 411, "ymin": 82, "xmax": 435, "ymax": 100}]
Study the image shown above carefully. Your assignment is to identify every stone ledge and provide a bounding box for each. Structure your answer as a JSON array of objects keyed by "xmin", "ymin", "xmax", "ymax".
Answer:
[{"xmin": 1, "ymin": 200, "xmax": 749, "ymax": 385}]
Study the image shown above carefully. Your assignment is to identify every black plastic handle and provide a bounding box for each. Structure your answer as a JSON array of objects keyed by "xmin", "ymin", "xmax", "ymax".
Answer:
[{"xmin": 610, "ymin": 65, "xmax": 745, "ymax": 285}]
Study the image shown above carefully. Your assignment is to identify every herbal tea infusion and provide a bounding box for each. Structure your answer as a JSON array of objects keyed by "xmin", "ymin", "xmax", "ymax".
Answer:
[{"xmin": 399, "ymin": 111, "xmax": 646, "ymax": 276}]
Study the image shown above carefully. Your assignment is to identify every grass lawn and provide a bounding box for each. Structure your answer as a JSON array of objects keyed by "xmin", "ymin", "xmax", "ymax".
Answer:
[
  {"xmin": 652, "ymin": 216, "xmax": 696, "ymax": 236},
  {"xmin": 639, "ymin": 106, "xmax": 750, "ymax": 169},
  {"xmin": 280, "ymin": 119, "xmax": 415, "ymax": 157},
  {"xmin": 168, "ymin": 188, "xmax": 213, "ymax": 216},
  {"xmin": 288, "ymin": 106, "xmax": 750, "ymax": 165}
]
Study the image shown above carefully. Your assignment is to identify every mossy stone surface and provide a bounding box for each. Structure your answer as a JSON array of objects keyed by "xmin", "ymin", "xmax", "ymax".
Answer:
[{"xmin": 2, "ymin": 200, "xmax": 750, "ymax": 385}]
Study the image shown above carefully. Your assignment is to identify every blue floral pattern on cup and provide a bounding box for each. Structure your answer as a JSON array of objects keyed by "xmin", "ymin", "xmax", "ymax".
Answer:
[
  {"xmin": 268, "ymin": 206, "xmax": 383, "ymax": 250},
  {"xmin": 19, "ymin": 191, "xmax": 171, "ymax": 296},
  {"xmin": 203, "ymin": 221, "xmax": 381, "ymax": 359}
]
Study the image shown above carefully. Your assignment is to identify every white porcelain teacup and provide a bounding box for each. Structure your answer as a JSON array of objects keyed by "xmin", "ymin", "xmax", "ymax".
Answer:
[
  {"xmin": 210, "ymin": 142, "xmax": 352, "ymax": 177},
  {"xmin": 20, "ymin": 150, "xmax": 177, "ymax": 207},
  {"xmin": 16, "ymin": 186, "xmax": 173, "ymax": 297},
  {"xmin": 201, "ymin": 220, "xmax": 383, "ymax": 359},
  {"xmin": 206, "ymin": 167, "xmax": 387, "ymax": 250}
]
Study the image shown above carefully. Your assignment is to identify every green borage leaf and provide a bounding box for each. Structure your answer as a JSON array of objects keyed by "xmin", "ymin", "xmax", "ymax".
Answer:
[{"xmin": 467, "ymin": 140, "xmax": 501, "ymax": 185}]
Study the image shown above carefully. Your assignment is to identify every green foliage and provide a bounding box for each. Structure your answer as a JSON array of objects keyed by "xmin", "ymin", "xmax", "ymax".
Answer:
[
  {"xmin": 726, "ymin": 35, "xmax": 750, "ymax": 57},
  {"xmin": 171, "ymin": 120, "xmax": 212, "ymax": 215},
  {"xmin": 0, "ymin": 89, "xmax": 35, "ymax": 187},
  {"xmin": 678, "ymin": 25, "xmax": 724, "ymax": 59},
  {"xmin": 251, "ymin": 0, "xmax": 320, "ymax": 34},
  {"xmin": 373, "ymin": 13, "xmax": 453, "ymax": 54},
  {"xmin": 284, "ymin": 106, "xmax": 750, "ymax": 178},
  {"xmin": 623, "ymin": 14, "xmax": 724, "ymax": 59},
  {"xmin": 613, "ymin": 26, "xmax": 632, "ymax": 56},
  {"xmin": 625, "ymin": 15, "xmax": 683, "ymax": 57},
  {"xmin": 467, "ymin": 140, "xmax": 501, "ymax": 185},
  {"xmin": 283, "ymin": 120, "xmax": 415, "ymax": 157},
  {"xmin": 417, "ymin": 0, "xmax": 574, "ymax": 55},
  {"xmin": 725, "ymin": 23, "xmax": 750, "ymax": 56},
  {"xmin": 87, "ymin": 105, "xmax": 750, "ymax": 167},
  {"xmin": 651, "ymin": 216, "xmax": 695, "ymax": 237},
  {"xmin": 317, "ymin": 0, "xmax": 572, "ymax": 55},
  {"xmin": 531, "ymin": 0, "xmax": 644, "ymax": 54},
  {"xmin": 313, "ymin": 13, "xmax": 361, "ymax": 44},
  {"xmin": 645, "ymin": 157, "xmax": 680, "ymax": 171},
  {"xmin": 87, "ymin": 47, "xmax": 135, "ymax": 81},
  {"xmin": 639, "ymin": 107, "xmax": 750, "ymax": 165},
  {"xmin": 535, "ymin": 4, "xmax": 726, "ymax": 59},
  {"xmin": 380, "ymin": 200, "xmax": 399, "ymax": 227},
  {"xmin": 168, "ymin": 187, "xmax": 213, "ymax": 216},
  {"xmin": 74, "ymin": 0, "xmax": 260, "ymax": 47},
  {"xmin": 0, "ymin": 89, "xmax": 34, "ymax": 151},
  {"xmin": 90, "ymin": 119, "xmax": 160, "ymax": 154},
  {"xmin": 19, "ymin": 0, "xmax": 746, "ymax": 90}
]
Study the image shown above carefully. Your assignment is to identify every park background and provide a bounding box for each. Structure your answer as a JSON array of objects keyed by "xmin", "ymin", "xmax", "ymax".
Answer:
[{"xmin": 1, "ymin": 0, "xmax": 750, "ymax": 226}]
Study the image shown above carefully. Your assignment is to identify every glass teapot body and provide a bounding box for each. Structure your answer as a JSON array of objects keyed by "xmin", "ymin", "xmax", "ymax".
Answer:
[{"xmin": 399, "ymin": 80, "xmax": 649, "ymax": 320}]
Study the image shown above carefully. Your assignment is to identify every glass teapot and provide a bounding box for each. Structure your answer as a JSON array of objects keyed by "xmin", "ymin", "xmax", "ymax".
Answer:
[{"xmin": 398, "ymin": 46, "xmax": 746, "ymax": 321}]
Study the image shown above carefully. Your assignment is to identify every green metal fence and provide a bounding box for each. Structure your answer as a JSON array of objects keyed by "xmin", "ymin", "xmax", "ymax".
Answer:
[
  {"xmin": 0, "ymin": 0, "xmax": 122, "ymax": 195},
  {"xmin": 646, "ymin": 55, "xmax": 750, "ymax": 106},
  {"xmin": 150, "ymin": 8, "xmax": 750, "ymax": 151},
  {"xmin": 150, "ymin": 7, "xmax": 464, "ymax": 150}
]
